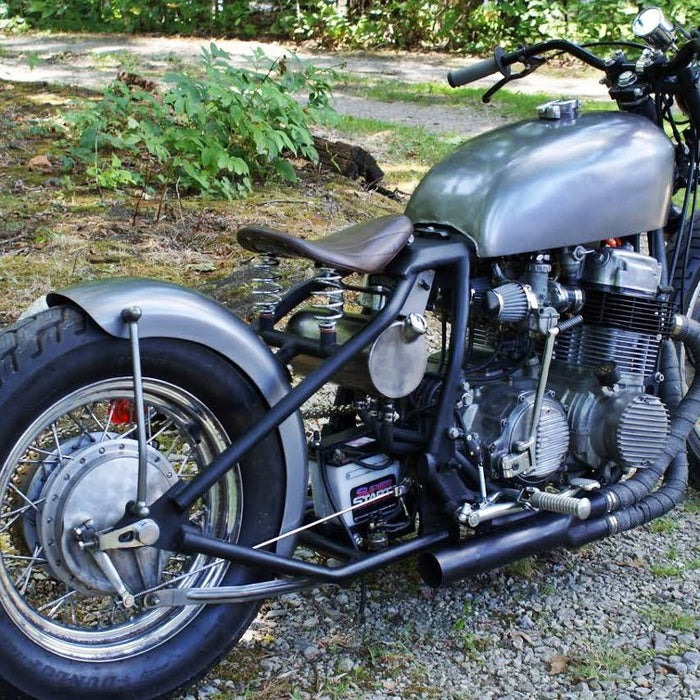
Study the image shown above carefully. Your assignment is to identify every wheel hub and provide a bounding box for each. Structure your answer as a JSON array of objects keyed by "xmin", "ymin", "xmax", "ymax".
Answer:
[{"xmin": 37, "ymin": 439, "xmax": 178, "ymax": 595}]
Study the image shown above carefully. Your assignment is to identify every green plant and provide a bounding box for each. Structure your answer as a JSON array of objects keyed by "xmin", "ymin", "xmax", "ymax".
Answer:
[
  {"xmin": 640, "ymin": 604, "xmax": 696, "ymax": 631},
  {"xmin": 649, "ymin": 563, "xmax": 683, "ymax": 577},
  {"xmin": 648, "ymin": 517, "xmax": 676, "ymax": 534},
  {"xmin": 68, "ymin": 45, "xmax": 337, "ymax": 199},
  {"xmin": 568, "ymin": 645, "xmax": 653, "ymax": 681}
]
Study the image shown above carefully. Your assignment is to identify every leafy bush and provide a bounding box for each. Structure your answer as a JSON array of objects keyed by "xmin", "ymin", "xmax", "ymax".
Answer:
[
  {"xmin": 5, "ymin": 0, "xmax": 700, "ymax": 50},
  {"xmin": 69, "ymin": 46, "xmax": 337, "ymax": 198},
  {"xmin": 278, "ymin": 0, "xmax": 700, "ymax": 51}
]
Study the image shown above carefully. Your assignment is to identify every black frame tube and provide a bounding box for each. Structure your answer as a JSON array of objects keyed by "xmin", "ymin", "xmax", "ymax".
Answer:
[
  {"xmin": 429, "ymin": 253, "xmax": 470, "ymax": 456},
  {"xmin": 173, "ymin": 236, "xmax": 473, "ymax": 512},
  {"xmin": 173, "ymin": 272, "xmax": 418, "ymax": 510},
  {"xmin": 181, "ymin": 528, "xmax": 450, "ymax": 583}
]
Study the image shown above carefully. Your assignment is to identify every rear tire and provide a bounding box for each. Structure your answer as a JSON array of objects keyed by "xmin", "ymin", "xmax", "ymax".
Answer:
[
  {"xmin": 668, "ymin": 213, "xmax": 700, "ymax": 489},
  {"xmin": 0, "ymin": 306, "xmax": 288, "ymax": 699}
]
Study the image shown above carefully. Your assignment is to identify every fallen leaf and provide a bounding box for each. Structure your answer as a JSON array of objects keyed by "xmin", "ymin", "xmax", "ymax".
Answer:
[
  {"xmin": 548, "ymin": 654, "xmax": 569, "ymax": 675},
  {"xmin": 511, "ymin": 630, "xmax": 535, "ymax": 646},
  {"xmin": 620, "ymin": 556, "xmax": 647, "ymax": 568},
  {"xmin": 27, "ymin": 155, "xmax": 53, "ymax": 171},
  {"xmin": 186, "ymin": 262, "xmax": 217, "ymax": 273}
]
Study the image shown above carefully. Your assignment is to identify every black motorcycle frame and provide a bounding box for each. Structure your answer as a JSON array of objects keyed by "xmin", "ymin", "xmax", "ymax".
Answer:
[
  {"xmin": 114, "ymin": 32, "xmax": 700, "ymax": 603},
  {"xmin": 121, "ymin": 236, "xmax": 475, "ymax": 598}
]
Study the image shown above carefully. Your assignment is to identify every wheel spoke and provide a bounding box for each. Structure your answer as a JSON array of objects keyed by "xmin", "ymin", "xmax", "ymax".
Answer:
[
  {"xmin": 14, "ymin": 545, "xmax": 44, "ymax": 594},
  {"xmin": 50, "ymin": 423, "xmax": 66, "ymax": 462},
  {"xmin": 147, "ymin": 418, "xmax": 175, "ymax": 446},
  {"xmin": 29, "ymin": 444, "xmax": 74, "ymax": 460},
  {"xmin": 163, "ymin": 432, "xmax": 185, "ymax": 461},
  {"xmin": 66, "ymin": 411, "xmax": 98, "ymax": 445},
  {"xmin": 100, "ymin": 402, "xmax": 116, "ymax": 441},
  {"xmin": 0, "ymin": 485, "xmax": 45, "ymax": 534},
  {"xmin": 38, "ymin": 588, "xmax": 76, "ymax": 616},
  {"xmin": 0, "ymin": 499, "xmax": 44, "ymax": 534},
  {"xmin": 174, "ymin": 445, "xmax": 195, "ymax": 477}
]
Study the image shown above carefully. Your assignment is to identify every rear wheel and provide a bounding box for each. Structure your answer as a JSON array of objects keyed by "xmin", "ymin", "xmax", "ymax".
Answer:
[
  {"xmin": 0, "ymin": 306, "xmax": 288, "ymax": 699},
  {"xmin": 668, "ymin": 213, "xmax": 700, "ymax": 489}
]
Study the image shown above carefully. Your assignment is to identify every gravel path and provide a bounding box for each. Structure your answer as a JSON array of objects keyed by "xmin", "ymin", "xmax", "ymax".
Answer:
[
  {"xmin": 190, "ymin": 233, "xmax": 700, "ymax": 697},
  {"xmin": 1, "ymin": 30, "xmax": 699, "ymax": 700},
  {"xmin": 184, "ymin": 497, "xmax": 700, "ymax": 700},
  {"xmin": 0, "ymin": 32, "xmax": 608, "ymax": 136}
]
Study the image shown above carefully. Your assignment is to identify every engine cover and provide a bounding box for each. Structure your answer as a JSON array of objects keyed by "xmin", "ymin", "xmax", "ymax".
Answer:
[
  {"xmin": 561, "ymin": 384, "xmax": 670, "ymax": 471},
  {"xmin": 462, "ymin": 384, "xmax": 570, "ymax": 483}
]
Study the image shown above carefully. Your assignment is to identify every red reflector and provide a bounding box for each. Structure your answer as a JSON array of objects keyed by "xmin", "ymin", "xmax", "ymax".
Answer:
[
  {"xmin": 111, "ymin": 399, "xmax": 133, "ymax": 425},
  {"xmin": 605, "ymin": 238, "xmax": 622, "ymax": 247}
]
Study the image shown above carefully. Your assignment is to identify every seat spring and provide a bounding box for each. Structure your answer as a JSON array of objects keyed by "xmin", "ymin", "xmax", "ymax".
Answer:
[
  {"xmin": 252, "ymin": 253, "xmax": 282, "ymax": 317},
  {"xmin": 312, "ymin": 267, "xmax": 344, "ymax": 329}
]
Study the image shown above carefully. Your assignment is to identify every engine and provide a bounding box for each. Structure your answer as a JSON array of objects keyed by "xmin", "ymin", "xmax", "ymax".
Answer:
[
  {"xmin": 286, "ymin": 242, "xmax": 677, "ymax": 550},
  {"xmin": 457, "ymin": 245, "xmax": 674, "ymax": 487}
]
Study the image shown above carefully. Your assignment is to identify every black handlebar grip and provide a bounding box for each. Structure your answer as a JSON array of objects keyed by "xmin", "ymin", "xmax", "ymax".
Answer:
[{"xmin": 447, "ymin": 56, "xmax": 499, "ymax": 88}]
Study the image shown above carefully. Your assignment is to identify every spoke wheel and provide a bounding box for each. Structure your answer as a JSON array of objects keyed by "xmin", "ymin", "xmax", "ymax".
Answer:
[
  {"xmin": 1, "ymin": 377, "xmax": 239, "ymax": 661},
  {"xmin": 0, "ymin": 306, "xmax": 289, "ymax": 699}
]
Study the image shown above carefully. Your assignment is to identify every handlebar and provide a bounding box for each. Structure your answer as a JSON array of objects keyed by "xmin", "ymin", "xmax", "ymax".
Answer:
[
  {"xmin": 447, "ymin": 56, "xmax": 500, "ymax": 88},
  {"xmin": 446, "ymin": 36, "xmax": 699, "ymax": 89},
  {"xmin": 447, "ymin": 40, "xmax": 608, "ymax": 89}
]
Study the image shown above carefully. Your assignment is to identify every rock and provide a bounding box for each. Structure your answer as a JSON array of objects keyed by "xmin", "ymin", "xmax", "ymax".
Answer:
[
  {"xmin": 653, "ymin": 632, "xmax": 670, "ymax": 652},
  {"xmin": 518, "ymin": 614, "xmax": 536, "ymax": 630},
  {"xmin": 682, "ymin": 651, "xmax": 700, "ymax": 672},
  {"xmin": 337, "ymin": 657, "xmax": 354, "ymax": 673},
  {"xmin": 302, "ymin": 644, "xmax": 322, "ymax": 661}
]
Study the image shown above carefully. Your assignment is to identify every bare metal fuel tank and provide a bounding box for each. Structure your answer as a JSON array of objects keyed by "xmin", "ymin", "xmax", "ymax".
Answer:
[{"xmin": 405, "ymin": 111, "xmax": 674, "ymax": 258}]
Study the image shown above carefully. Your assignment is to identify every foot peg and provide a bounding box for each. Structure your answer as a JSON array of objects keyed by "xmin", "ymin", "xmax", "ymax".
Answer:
[{"xmin": 522, "ymin": 488, "xmax": 591, "ymax": 520}]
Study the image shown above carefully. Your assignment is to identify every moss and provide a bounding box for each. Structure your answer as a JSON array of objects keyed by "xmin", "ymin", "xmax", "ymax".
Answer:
[{"xmin": 0, "ymin": 81, "xmax": 407, "ymax": 327}]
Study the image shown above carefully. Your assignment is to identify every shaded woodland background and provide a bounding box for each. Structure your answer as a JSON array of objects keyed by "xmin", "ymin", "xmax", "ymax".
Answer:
[{"xmin": 2, "ymin": 1, "xmax": 699, "ymax": 53}]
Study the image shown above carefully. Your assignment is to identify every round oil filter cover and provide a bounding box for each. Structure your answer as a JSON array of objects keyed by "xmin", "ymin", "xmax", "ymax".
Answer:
[{"xmin": 368, "ymin": 320, "xmax": 428, "ymax": 398}]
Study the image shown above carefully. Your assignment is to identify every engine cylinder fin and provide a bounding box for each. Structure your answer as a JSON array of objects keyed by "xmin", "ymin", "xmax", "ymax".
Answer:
[
  {"xmin": 554, "ymin": 325, "xmax": 660, "ymax": 378},
  {"xmin": 580, "ymin": 289, "xmax": 675, "ymax": 336}
]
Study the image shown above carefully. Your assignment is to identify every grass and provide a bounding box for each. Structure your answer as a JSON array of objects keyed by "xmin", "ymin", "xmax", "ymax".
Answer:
[
  {"xmin": 649, "ymin": 563, "xmax": 684, "ymax": 577},
  {"xmin": 641, "ymin": 605, "xmax": 699, "ymax": 633},
  {"xmin": 504, "ymin": 557, "xmax": 536, "ymax": 579},
  {"xmin": 337, "ymin": 75, "xmax": 614, "ymax": 121},
  {"xmin": 648, "ymin": 517, "xmax": 676, "ymax": 534},
  {"xmin": 568, "ymin": 645, "xmax": 655, "ymax": 682},
  {"xmin": 337, "ymin": 115, "xmax": 459, "ymax": 164},
  {"xmin": 682, "ymin": 489, "xmax": 700, "ymax": 513}
]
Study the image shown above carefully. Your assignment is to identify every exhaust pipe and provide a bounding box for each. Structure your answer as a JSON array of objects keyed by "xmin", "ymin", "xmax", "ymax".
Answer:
[{"xmin": 417, "ymin": 513, "xmax": 608, "ymax": 587}]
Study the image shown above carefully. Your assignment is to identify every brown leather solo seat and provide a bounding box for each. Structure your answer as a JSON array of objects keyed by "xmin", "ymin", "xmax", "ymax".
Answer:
[{"xmin": 237, "ymin": 214, "xmax": 414, "ymax": 274}]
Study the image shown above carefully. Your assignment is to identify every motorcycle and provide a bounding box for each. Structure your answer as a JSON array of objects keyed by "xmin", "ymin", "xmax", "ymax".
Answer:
[{"xmin": 0, "ymin": 7, "xmax": 699, "ymax": 698}]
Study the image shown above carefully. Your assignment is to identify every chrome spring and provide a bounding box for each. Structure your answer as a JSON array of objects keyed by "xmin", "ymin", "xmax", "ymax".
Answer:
[
  {"xmin": 252, "ymin": 253, "xmax": 282, "ymax": 317},
  {"xmin": 311, "ymin": 267, "xmax": 344, "ymax": 329}
]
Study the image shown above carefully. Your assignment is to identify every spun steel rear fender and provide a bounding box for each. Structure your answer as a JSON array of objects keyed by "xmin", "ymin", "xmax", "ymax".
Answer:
[{"xmin": 46, "ymin": 277, "xmax": 307, "ymax": 556}]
